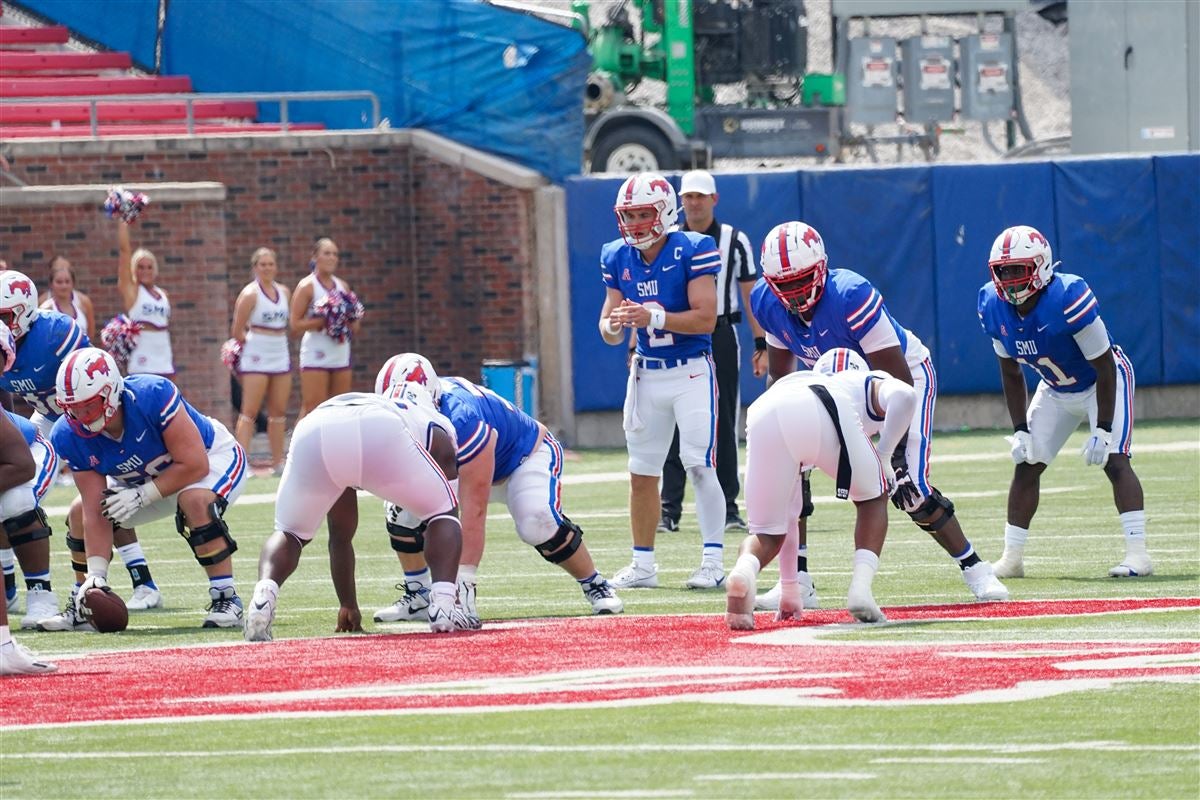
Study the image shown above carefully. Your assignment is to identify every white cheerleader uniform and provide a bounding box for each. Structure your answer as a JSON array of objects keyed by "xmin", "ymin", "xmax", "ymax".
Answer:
[
  {"xmin": 299, "ymin": 275, "xmax": 351, "ymax": 371},
  {"xmin": 127, "ymin": 284, "xmax": 174, "ymax": 376},
  {"xmin": 240, "ymin": 280, "xmax": 291, "ymax": 375},
  {"xmin": 39, "ymin": 292, "xmax": 90, "ymax": 336}
]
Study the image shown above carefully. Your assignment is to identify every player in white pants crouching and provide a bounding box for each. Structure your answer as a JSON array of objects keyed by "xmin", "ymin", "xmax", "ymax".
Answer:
[
  {"xmin": 246, "ymin": 388, "xmax": 463, "ymax": 641},
  {"xmin": 726, "ymin": 348, "xmax": 916, "ymax": 629}
]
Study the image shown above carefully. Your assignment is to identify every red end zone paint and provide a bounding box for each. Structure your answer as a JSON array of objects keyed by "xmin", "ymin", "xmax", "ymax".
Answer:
[{"xmin": 4, "ymin": 598, "xmax": 1198, "ymax": 728}]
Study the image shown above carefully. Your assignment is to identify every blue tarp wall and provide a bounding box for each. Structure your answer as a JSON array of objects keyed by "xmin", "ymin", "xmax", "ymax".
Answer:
[
  {"xmin": 18, "ymin": 0, "xmax": 588, "ymax": 182},
  {"xmin": 567, "ymin": 154, "xmax": 1200, "ymax": 412}
]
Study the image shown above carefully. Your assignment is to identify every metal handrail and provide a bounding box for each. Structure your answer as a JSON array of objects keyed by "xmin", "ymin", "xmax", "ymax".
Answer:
[{"xmin": 0, "ymin": 90, "xmax": 381, "ymax": 137}]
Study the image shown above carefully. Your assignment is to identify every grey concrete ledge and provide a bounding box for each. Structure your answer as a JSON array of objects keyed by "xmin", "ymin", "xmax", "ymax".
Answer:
[
  {"xmin": 3, "ymin": 128, "xmax": 547, "ymax": 191},
  {"xmin": 0, "ymin": 182, "xmax": 227, "ymax": 207}
]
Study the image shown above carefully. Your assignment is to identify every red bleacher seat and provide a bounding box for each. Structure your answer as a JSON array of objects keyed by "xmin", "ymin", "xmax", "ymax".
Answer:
[
  {"xmin": 0, "ymin": 25, "xmax": 69, "ymax": 45},
  {"xmin": 0, "ymin": 75, "xmax": 192, "ymax": 97},
  {"xmin": 0, "ymin": 52, "xmax": 132, "ymax": 71},
  {"xmin": 0, "ymin": 101, "xmax": 260, "ymax": 124},
  {"xmin": 0, "ymin": 122, "xmax": 326, "ymax": 138}
]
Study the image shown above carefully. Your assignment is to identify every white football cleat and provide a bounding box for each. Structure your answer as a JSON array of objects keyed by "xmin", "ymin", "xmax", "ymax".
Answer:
[
  {"xmin": 126, "ymin": 584, "xmax": 163, "ymax": 611},
  {"xmin": 847, "ymin": 580, "xmax": 886, "ymax": 624},
  {"xmin": 203, "ymin": 587, "xmax": 244, "ymax": 629},
  {"xmin": 244, "ymin": 581, "xmax": 277, "ymax": 642},
  {"xmin": 373, "ymin": 581, "xmax": 430, "ymax": 622},
  {"xmin": 754, "ymin": 572, "xmax": 819, "ymax": 611},
  {"xmin": 724, "ymin": 562, "xmax": 756, "ymax": 631},
  {"xmin": 452, "ymin": 580, "xmax": 482, "ymax": 630},
  {"xmin": 992, "ymin": 548, "xmax": 1025, "ymax": 579},
  {"xmin": 962, "ymin": 562, "xmax": 1010, "ymax": 602},
  {"xmin": 0, "ymin": 639, "xmax": 57, "ymax": 676},
  {"xmin": 581, "ymin": 577, "xmax": 623, "ymax": 615},
  {"xmin": 6, "ymin": 591, "xmax": 17, "ymax": 614},
  {"xmin": 1109, "ymin": 551, "xmax": 1153, "ymax": 578},
  {"xmin": 20, "ymin": 588, "xmax": 58, "ymax": 630},
  {"xmin": 427, "ymin": 603, "xmax": 456, "ymax": 633},
  {"xmin": 611, "ymin": 561, "xmax": 659, "ymax": 589},
  {"xmin": 686, "ymin": 562, "xmax": 725, "ymax": 590}
]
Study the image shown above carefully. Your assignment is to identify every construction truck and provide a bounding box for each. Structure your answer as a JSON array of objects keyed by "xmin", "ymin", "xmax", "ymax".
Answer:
[{"xmin": 575, "ymin": 0, "xmax": 843, "ymax": 172}]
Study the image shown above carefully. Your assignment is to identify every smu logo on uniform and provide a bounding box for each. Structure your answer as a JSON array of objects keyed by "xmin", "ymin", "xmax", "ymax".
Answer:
[
  {"xmin": 8, "ymin": 279, "xmax": 33, "ymax": 297},
  {"xmin": 85, "ymin": 357, "xmax": 111, "ymax": 380}
]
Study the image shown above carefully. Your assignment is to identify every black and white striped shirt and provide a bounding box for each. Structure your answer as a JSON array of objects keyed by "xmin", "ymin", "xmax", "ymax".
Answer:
[{"xmin": 675, "ymin": 218, "xmax": 758, "ymax": 319}]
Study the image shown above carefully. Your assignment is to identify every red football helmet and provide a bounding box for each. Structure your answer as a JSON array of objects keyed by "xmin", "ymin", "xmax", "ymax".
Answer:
[
  {"xmin": 760, "ymin": 221, "xmax": 828, "ymax": 314},
  {"xmin": 56, "ymin": 347, "xmax": 123, "ymax": 437},
  {"xmin": 988, "ymin": 225, "xmax": 1057, "ymax": 305},
  {"xmin": 614, "ymin": 172, "xmax": 678, "ymax": 250}
]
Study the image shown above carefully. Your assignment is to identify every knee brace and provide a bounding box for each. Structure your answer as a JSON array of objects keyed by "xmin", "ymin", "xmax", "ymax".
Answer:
[
  {"xmin": 534, "ymin": 517, "xmax": 584, "ymax": 565},
  {"xmin": 799, "ymin": 472, "xmax": 814, "ymax": 519},
  {"xmin": 65, "ymin": 528, "xmax": 87, "ymax": 575},
  {"xmin": 178, "ymin": 502, "xmax": 238, "ymax": 567},
  {"xmin": 4, "ymin": 507, "xmax": 51, "ymax": 546},
  {"xmin": 907, "ymin": 487, "xmax": 956, "ymax": 534},
  {"xmin": 386, "ymin": 520, "xmax": 426, "ymax": 553}
]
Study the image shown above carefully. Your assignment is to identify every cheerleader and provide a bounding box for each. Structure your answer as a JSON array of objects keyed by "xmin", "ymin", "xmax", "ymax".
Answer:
[
  {"xmin": 39, "ymin": 256, "xmax": 96, "ymax": 341},
  {"xmin": 290, "ymin": 238, "xmax": 363, "ymax": 415},
  {"xmin": 230, "ymin": 248, "xmax": 292, "ymax": 472},
  {"xmin": 117, "ymin": 221, "xmax": 173, "ymax": 376}
]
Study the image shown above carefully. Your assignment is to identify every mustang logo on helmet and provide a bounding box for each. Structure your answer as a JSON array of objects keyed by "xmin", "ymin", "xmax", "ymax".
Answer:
[
  {"xmin": 8, "ymin": 279, "xmax": 32, "ymax": 297},
  {"xmin": 85, "ymin": 357, "xmax": 111, "ymax": 380}
]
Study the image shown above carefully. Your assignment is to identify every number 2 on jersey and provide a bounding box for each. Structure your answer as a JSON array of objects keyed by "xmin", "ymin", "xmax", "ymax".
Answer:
[{"xmin": 642, "ymin": 301, "xmax": 674, "ymax": 348}]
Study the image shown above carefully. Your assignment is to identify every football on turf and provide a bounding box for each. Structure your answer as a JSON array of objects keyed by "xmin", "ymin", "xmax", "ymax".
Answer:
[{"xmin": 82, "ymin": 586, "xmax": 129, "ymax": 633}]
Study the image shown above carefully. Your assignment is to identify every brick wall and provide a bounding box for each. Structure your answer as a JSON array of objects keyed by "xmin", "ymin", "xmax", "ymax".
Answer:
[{"xmin": 0, "ymin": 132, "xmax": 541, "ymax": 430}]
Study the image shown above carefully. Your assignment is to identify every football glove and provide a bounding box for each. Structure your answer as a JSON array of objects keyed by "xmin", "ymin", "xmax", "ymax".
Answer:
[
  {"xmin": 453, "ymin": 579, "xmax": 482, "ymax": 631},
  {"xmin": 890, "ymin": 466, "xmax": 921, "ymax": 512},
  {"xmin": 1081, "ymin": 427, "xmax": 1112, "ymax": 467},
  {"xmin": 100, "ymin": 481, "xmax": 163, "ymax": 526},
  {"xmin": 1006, "ymin": 430, "xmax": 1034, "ymax": 464},
  {"xmin": 75, "ymin": 574, "xmax": 110, "ymax": 617}
]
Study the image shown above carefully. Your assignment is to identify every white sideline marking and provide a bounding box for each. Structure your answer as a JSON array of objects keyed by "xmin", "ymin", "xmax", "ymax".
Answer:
[
  {"xmin": 695, "ymin": 772, "xmax": 876, "ymax": 781},
  {"xmin": 39, "ymin": 439, "xmax": 1196, "ymax": 517},
  {"xmin": 872, "ymin": 757, "xmax": 1045, "ymax": 765},
  {"xmin": 508, "ymin": 793, "xmax": 693, "ymax": 799},
  {"xmin": 3, "ymin": 743, "xmax": 1195, "ymax": 759}
]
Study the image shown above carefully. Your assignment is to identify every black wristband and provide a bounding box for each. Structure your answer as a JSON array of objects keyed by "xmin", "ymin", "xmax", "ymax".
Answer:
[
  {"xmin": 754, "ymin": 337, "xmax": 767, "ymax": 351},
  {"xmin": 1097, "ymin": 420, "xmax": 1112, "ymax": 433},
  {"xmin": 628, "ymin": 346, "xmax": 636, "ymax": 353},
  {"xmin": 1014, "ymin": 422, "xmax": 1030, "ymax": 433}
]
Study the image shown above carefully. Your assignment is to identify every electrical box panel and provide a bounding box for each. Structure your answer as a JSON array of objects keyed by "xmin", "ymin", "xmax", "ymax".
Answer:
[
  {"xmin": 960, "ymin": 32, "xmax": 1014, "ymax": 121},
  {"xmin": 846, "ymin": 37, "xmax": 898, "ymax": 124},
  {"xmin": 901, "ymin": 35, "xmax": 955, "ymax": 123}
]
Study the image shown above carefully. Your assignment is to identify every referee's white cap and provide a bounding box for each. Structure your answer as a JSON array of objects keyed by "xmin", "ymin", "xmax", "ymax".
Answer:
[{"xmin": 680, "ymin": 170, "xmax": 717, "ymax": 196}]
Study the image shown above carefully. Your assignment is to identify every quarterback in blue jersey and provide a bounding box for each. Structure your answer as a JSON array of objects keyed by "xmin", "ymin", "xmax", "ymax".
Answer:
[
  {"xmin": 0, "ymin": 270, "xmax": 162, "ymax": 615},
  {"xmin": 750, "ymin": 221, "xmax": 1008, "ymax": 605},
  {"xmin": 0, "ymin": 409, "xmax": 56, "ymax": 676},
  {"xmin": 979, "ymin": 225, "xmax": 1151, "ymax": 578},
  {"xmin": 598, "ymin": 172, "xmax": 728, "ymax": 591},
  {"xmin": 47, "ymin": 348, "xmax": 248, "ymax": 630},
  {"xmin": 372, "ymin": 354, "xmax": 622, "ymax": 626}
]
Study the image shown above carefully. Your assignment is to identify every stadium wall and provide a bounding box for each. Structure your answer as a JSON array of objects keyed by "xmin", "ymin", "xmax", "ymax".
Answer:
[{"xmin": 0, "ymin": 131, "xmax": 556, "ymax": 431}]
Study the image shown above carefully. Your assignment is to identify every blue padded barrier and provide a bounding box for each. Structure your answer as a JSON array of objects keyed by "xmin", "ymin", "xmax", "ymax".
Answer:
[
  {"xmin": 930, "ymin": 160, "xmax": 1057, "ymax": 394},
  {"xmin": 1053, "ymin": 157, "xmax": 1163, "ymax": 386},
  {"xmin": 1153, "ymin": 155, "xmax": 1200, "ymax": 384}
]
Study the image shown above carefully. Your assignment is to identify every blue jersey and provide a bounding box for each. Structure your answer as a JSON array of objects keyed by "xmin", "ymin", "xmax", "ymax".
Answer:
[
  {"xmin": 750, "ymin": 268, "xmax": 927, "ymax": 370},
  {"xmin": 439, "ymin": 377, "xmax": 542, "ymax": 483},
  {"xmin": 0, "ymin": 310, "xmax": 89, "ymax": 419},
  {"xmin": 600, "ymin": 230, "xmax": 722, "ymax": 359},
  {"xmin": 50, "ymin": 375, "xmax": 215, "ymax": 484},
  {"xmin": 977, "ymin": 273, "xmax": 1111, "ymax": 394},
  {"xmin": 4, "ymin": 409, "xmax": 37, "ymax": 447}
]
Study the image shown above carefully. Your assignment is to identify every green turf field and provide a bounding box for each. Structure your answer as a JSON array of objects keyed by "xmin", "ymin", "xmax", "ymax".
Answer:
[{"xmin": 2, "ymin": 420, "xmax": 1197, "ymax": 799}]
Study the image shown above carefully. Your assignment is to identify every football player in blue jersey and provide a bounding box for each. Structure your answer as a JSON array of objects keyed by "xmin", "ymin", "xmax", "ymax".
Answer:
[
  {"xmin": 44, "ymin": 348, "xmax": 248, "ymax": 631},
  {"xmin": 751, "ymin": 221, "xmax": 1008, "ymax": 606},
  {"xmin": 598, "ymin": 172, "xmax": 728, "ymax": 591},
  {"xmin": 0, "ymin": 408, "xmax": 56, "ymax": 676},
  {"xmin": 370, "ymin": 354, "xmax": 622, "ymax": 627},
  {"xmin": 979, "ymin": 225, "xmax": 1151, "ymax": 578},
  {"xmin": 0, "ymin": 270, "xmax": 162, "ymax": 615}
]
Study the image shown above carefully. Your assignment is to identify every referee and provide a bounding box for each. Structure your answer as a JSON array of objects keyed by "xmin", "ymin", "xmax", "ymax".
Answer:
[{"xmin": 659, "ymin": 170, "xmax": 767, "ymax": 533}]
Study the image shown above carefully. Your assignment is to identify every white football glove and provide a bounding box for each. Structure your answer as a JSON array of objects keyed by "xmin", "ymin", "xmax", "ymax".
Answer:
[
  {"xmin": 1081, "ymin": 427, "xmax": 1113, "ymax": 467},
  {"xmin": 100, "ymin": 481, "xmax": 163, "ymax": 526},
  {"xmin": 452, "ymin": 579, "xmax": 482, "ymax": 631},
  {"xmin": 1006, "ymin": 430, "xmax": 1034, "ymax": 464},
  {"xmin": 75, "ymin": 574, "xmax": 110, "ymax": 617}
]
